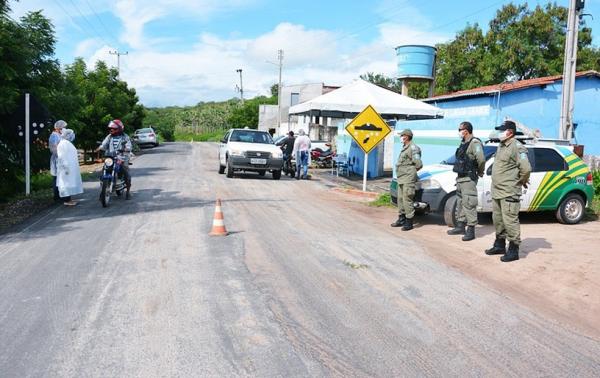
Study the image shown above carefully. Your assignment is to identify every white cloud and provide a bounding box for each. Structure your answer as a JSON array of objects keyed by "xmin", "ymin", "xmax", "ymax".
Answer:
[
  {"xmin": 113, "ymin": 0, "xmax": 256, "ymax": 49},
  {"xmin": 74, "ymin": 38, "xmax": 104, "ymax": 58},
  {"xmin": 87, "ymin": 17, "xmax": 450, "ymax": 106},
  {"xmin": 246, "ymin": 23, "xmax": 340, "ymax": 68},
  {"xmin": 13, "ymin": 0, "xmax": 453, "ymax": 106}
]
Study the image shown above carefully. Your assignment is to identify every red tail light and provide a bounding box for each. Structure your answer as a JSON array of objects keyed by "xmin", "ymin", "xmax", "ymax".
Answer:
[{"xmin": 587, "ymin": 172, "xmax": 593, "ymax": 186}]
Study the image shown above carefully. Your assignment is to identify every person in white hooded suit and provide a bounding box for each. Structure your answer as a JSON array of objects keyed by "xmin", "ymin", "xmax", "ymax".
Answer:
[{"xmin": 56, "ymin": 128, "xmax": 83, "ymax": 206}]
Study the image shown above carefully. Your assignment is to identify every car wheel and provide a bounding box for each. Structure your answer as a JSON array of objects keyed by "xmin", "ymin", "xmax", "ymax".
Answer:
[
  {"xmin": 226, "ymin": 158, "xmax": 234, "ymax": 178},
  {"xmin": 272, "ymin": 170, "xmax": 281, "ymax": 180},
  {"xmin": 556, "ymin": 193, "xmax": 585, "ymax": 224},
  {"xmin": 218, "ymin": 162, "xmax": 225, "ymax": 174},
  {"xmin": 443, "ymin": 194, "xmax": 458, "ymax": 227}
]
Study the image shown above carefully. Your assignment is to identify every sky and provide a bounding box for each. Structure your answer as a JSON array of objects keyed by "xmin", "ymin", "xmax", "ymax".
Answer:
[{"xmin": 8, "ymin": 0, "xmax": 600, "ymax": 107}]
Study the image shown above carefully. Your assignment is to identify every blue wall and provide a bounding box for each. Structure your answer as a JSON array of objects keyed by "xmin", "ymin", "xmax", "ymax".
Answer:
[
  {"xmin": 392, "ymin": 115, "xmax": 494, "ymax": 171},
  {"xmin": 426, "ymin": 76, "xmax": 600, "ymax": 155}
]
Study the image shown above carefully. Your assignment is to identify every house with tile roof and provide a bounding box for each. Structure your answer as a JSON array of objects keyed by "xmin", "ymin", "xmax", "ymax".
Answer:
[{"xmin": 392, "ymin": 71, "xmax": 600, "ymax": 166}]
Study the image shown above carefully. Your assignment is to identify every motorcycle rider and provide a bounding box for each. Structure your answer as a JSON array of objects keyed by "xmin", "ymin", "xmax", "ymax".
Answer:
[{"xmin": 95, "ymin": 119, "xmax": 133, "ymax": 199}]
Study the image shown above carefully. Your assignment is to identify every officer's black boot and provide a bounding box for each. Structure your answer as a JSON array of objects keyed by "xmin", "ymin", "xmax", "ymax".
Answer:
[
  {"xmin": 390, "ymin": 214, "xmax": 406, "ymax": 227},
  {"xmin": 447, "ymin": 221, "xmax": 465, "ymax": 235},
  {"xmin": 462, "ymin": 226, "xmax": 475, "ymax": 241},
  {"xmin": 401, "ymin": 217, "xmax": 414, "ymax": 231},
  {"xmin": 485, "ymin": 237, "xmax": 506, "ymax": 255},
  {"xmin": 501, "ymin": 241, "xmax": 520, "ymax": 262}
]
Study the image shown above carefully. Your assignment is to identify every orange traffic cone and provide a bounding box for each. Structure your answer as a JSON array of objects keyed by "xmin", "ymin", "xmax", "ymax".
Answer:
[{"xmin": 209, "ymin": 199, "xmax": 229, "ymax": 236}]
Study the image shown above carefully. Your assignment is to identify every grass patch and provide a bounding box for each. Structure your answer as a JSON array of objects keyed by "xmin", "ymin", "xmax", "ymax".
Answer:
[
  {"xmin": 174, "ymin": 130, "xmax": 225, "ymax": 142},
  {"xmin": 343, "ymin": 260, "xmax": 369, "ymax": 270},
  {"xmin": 368, "ymin": 192, "xmax": 395, "ymax": 208}
]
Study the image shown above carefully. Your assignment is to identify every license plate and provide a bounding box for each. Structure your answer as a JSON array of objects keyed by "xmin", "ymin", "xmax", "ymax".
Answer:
[{"xmin": 250, "ymin": 158, "xmax": 267, "ymax": 165}]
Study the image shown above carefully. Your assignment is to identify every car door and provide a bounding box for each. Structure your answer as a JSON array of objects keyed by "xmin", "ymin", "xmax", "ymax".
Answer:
[
  {"xmin": 480, "ymin": 158, "xmax": 494, "ymax": 212},
  {"xmin": 526, "ymin": 147, "xmax": 569, "ymax": 211},
  {"xmin": 219, "ymin": 131, "xmax": 230, "ymax": 165}
]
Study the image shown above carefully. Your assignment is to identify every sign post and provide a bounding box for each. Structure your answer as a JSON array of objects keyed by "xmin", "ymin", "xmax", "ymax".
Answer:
[
  {"xmin": 25, "ymin": 93, "xmax": 30, "ymax": 196},
  {"xmin": 344, "ymin": 105, "xmax": 392, "ymax": 191}
]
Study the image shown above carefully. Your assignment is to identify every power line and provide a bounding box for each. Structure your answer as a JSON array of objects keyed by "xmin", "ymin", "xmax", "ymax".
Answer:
[
  {"xmin": 50, "ymin": 0, "xmax": 97, "ymax": 41},
  {"xmin": 66, "ymin": 0, "xmax": 112, "ymax": 47},
  {"xmin": 82, "ymin": 0, "xmax": 120, "ymax": 47}
]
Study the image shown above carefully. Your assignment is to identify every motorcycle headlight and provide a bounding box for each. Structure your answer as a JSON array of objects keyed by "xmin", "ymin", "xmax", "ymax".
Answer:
[
  {"xmin": 229, "ymin": 148, "xmax": 244, "ymax": 157},
  {"xmin": 272, "ymin": 149, "xmax": 282, "ymax": 158},
  {"xmin": 104, "ymin": 158, "xmax": 114, "ymax": 167},
  {"xmin": 420, "ymin": 178, "xmax": 441, "ymax": 190}
]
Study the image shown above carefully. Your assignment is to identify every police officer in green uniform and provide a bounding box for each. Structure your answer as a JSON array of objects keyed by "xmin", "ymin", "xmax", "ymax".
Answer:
[
  {"xmin": 485, "ymin": 120, "xmax": 531, "ymax": 262},
  {"xmin": 447, "ymin": 121, "xmax": 485, "ymax": 241},
  {"xmin": 391, "ymin": 129, "xmax": 422, "ymax": 231}
]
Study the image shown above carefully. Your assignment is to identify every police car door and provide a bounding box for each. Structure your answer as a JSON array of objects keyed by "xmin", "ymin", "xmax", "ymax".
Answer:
[
  {"xmin": 520, "ymin": 147, "xmax": 536, "ymax": 210},
  {"xmin": 480, "ymin": 158, "xmax": 494, "ymax": 212},
  {"xmin": 524, "ymin": 147, "xmax": 568, "ymax": 211}
]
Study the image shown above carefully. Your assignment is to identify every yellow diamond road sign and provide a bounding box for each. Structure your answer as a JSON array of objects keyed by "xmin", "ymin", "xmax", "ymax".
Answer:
[{"xmin": 345, "ymin": 105, "xmax": 391, "ymax": 154}]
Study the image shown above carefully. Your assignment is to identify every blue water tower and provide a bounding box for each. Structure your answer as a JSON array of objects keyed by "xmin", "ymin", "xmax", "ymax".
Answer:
[{"xmin": 395, "ymin": 45, "xmax": 436, "ymax": 97}]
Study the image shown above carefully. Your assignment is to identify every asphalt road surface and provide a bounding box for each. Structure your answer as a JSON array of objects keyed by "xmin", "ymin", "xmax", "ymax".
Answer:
[{"xmin": 1, "ymin": 142, "xmax": 599, "ymax": 377}]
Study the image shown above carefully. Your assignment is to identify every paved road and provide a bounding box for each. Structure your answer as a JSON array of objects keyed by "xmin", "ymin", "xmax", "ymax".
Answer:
[{"xmin": 1, "ymin": 142, "xmax": 599, "ymax": 377}]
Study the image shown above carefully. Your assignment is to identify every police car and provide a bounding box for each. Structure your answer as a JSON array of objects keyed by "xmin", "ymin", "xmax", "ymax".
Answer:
[{"xmin": 390, "ymin": 139, "xmax": 594, "ymax": 226}]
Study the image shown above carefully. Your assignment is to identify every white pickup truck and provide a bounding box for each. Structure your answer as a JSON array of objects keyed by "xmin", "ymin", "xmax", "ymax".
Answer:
[{"xmin": 218, "ymin": 128, "xmax": 284, "ymax": 179}]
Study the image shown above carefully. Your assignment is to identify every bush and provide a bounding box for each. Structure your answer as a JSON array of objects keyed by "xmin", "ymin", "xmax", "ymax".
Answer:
[
  {"xmin": 593, "ymin": 170, "xmax": 600, "ymax": 196},
  {"xmin": 0, "ymin": 171, "xmax": 53, "ymax": 202},
  {"xmin": 174, "ymin": 130, "xmax": 225, "ymax": 142},
  {"xmin": 369, "ymin": 193, "xmax": 394, "ymax": 207}
]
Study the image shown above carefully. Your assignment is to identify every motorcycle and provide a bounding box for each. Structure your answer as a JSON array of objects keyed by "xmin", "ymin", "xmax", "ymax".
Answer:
[
  {"xmin": 311, "ymin": 148, "xmax": 334, "ymax": 168},
  {"xmin": 99, "ymin": 152, "xmax": 127, "ymax": 207},
  {"xmin": 281, "ymin": 148, "xmax": 296, "ymax": 177}
]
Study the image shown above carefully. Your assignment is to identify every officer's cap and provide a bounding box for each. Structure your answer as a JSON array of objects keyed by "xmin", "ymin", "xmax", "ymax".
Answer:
[
  {"xmin": 495, "ymin": 120, "xmax": 517, "ymax": 131},
  {"xmin": 400, "ymin": 129, "xmax": 413, "ymax": 137}
]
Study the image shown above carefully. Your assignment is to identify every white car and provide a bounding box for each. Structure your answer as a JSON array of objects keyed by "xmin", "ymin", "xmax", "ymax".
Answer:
[
  {"xmin": 133, "ymin": 127, "xmax": 159, "ymax": 147},
  {"xmin": 218, "ymin": 128, "xmax": 284, "ymax": 179}
]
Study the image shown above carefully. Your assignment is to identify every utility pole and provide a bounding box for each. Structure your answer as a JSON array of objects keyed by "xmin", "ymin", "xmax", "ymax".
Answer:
[
  {"xmin": 236, "ymin": 68, "xmax": 244, "ymax": 105},
  {"xmin": 277, "ymin": 49, "xmax": 284, "ymax": 132},
  {"xmin": 109, "ymin": 50, "xmax": 128, "ymax": 79},
  {"xmin": 559, "ymin": 0, "xmax": 585, "ymax": 140}
]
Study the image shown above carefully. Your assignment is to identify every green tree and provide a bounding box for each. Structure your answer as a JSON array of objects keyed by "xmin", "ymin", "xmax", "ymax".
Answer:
[
  {"xmin": 359, "ymin": 72, "xmax": 430, "ymax": 99},
  {"xmin": 0, "ymin": 9, "xmax": 62, "ymax": 199},
  {"xmin": 435, "ymin": 2, "xmax": 600, "ymax": 94},
  {"xmin": 226, "ymin": 96, "xmax": 276, "ymax": 129}
]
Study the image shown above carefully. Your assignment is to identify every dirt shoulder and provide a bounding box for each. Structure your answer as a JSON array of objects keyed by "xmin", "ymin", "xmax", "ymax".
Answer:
[{"xmin": 323, "ymin": 186, "xmax": 600, "ymax": 341}]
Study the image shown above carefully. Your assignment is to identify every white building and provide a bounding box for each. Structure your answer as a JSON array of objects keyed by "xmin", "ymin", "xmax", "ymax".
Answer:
[{"xmin": 258, "ymin": 82, "xmax": 339, "ymax": 139}]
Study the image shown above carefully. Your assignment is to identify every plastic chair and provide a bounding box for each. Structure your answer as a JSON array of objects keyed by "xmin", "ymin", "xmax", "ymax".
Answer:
[{"xmin": 335, "ymin": 153, "xmax": 349, "ymax": 177}]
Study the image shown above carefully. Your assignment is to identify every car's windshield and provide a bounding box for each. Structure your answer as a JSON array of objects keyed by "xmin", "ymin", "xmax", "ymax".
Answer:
[
  {"xmin": 441, "ymin": 145, "xmax": 497, "ymax": 165},
  {"xmin": 230, "ymin": 130, "xmax": 273, "ymax": 144},
  {"xmin": 273, "ymin": 135, "xmax": 287, "ymax": 146}
]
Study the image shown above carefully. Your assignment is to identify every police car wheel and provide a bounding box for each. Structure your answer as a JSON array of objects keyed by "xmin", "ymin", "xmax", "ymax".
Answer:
[
  {"xmin": 556, "ymin": 193, "xmax": 585, "ymax": 225},
  {"xmin": 443, "ymin": 194, "xmax": 458, "ymax": 227}
]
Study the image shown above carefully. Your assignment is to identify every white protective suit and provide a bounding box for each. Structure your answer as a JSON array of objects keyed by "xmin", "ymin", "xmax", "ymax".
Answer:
[{"xmin": 56, "ymin": 135, "xmax": 83, "ymax": 198}]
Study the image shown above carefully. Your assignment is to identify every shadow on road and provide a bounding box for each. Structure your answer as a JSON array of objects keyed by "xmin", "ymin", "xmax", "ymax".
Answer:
[{"xmin": 520, "ymin": 237, "xmax": 552, "ymax": 258}]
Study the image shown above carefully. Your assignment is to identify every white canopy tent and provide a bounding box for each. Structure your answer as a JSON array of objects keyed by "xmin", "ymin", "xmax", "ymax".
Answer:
[{"xmin": 288, "ymin": 79, "xmax": 443, "ymax": 119}]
